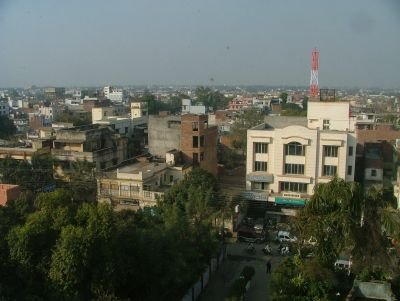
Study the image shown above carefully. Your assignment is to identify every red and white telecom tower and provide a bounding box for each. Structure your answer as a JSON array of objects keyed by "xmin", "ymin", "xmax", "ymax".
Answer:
[{"xmin": 309, "ymin": 48, "xmax": 319, "ymax": 98}]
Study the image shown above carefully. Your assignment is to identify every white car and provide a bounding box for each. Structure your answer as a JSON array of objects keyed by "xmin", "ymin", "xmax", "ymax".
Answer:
[{"xmin": 276, "ymin": 231, "xmax": 298, "ymax": 243}]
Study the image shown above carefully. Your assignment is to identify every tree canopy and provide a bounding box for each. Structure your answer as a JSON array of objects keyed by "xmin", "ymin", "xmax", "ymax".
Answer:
[
  {"xmin": 0, "ymin": 115, "xmax": 17, "ymax": 139},
  {"xmin": 271, "ymin": 177, "xmax": 400, "ymax": 300},
  {"xmin": 229, "ymin": 108, "xmax": 264, "ymax": 156},
  {"xmin": 195, "ymin": 86, "xmax": 230, "ymax": 110},
  {"xmin": 0, "ymin": 168, "xmax": 223, "ymax": 300}
]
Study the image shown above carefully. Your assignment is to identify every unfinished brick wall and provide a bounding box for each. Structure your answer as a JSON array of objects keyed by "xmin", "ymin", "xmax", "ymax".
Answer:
[{"xmin": 181, "ymin": 114, "xmax": 218, "ymax": 176}]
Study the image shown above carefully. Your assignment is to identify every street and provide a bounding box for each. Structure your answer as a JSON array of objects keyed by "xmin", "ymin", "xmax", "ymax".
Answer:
[{"xmin": 199, "ymin": 241, "xmax": 284, "ymax": 301}]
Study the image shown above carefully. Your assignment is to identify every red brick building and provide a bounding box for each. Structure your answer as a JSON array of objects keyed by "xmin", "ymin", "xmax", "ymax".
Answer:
[
  {"xmin": 180, "ymin": 114, "xmax": 218, "ymax": 176},
  {"xmin": 0, "ymin": 184, "xmax": 21, "ymax": 206}
]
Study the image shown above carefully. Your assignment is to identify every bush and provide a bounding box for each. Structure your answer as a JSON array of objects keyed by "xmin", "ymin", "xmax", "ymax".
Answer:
[
  {"xmin": 240, "ymin": 266, "xmax": 255, "ymax": 282},
  {"xmin": 225, "ymin": 278, "xmax": 247, "ymax": 301},
  {"xmin": 225, "ymin": 266, "xmax": 255, "ymax": 301}
]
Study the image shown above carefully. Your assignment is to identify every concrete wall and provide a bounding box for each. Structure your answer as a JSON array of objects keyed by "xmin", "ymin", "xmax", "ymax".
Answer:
[
  {"xmin": 148, "ymin": 115, "xmax": 181, "ymax": 158},
  {"xmin": 308, "ymin": 101, "xmax": 356, "ymax": 131}
]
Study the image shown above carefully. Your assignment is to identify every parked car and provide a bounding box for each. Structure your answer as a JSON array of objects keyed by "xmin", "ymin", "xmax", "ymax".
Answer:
[
  {"xmin": 237, "ymin": 225, "xmax": 265, "ymax": 243},
  {"xmin": 334, "ymin": 258, "xmax": 352, "ymax": 271},
  {"xmin": 276, "ymin": 231, "xmax": 298, "ymax": 243}
]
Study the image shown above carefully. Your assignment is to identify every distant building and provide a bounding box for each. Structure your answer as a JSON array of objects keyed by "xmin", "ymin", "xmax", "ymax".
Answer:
[
  {"xmin": 0, "ymin": 184, "xmax": 21, "ymax": 206},
  {"xmin": 104, "ymin": 86, "xmax": 124, "ymax": 102},
  {"xmin": 51, "ymin": 124, "xmax": 128, "ymax": 175},
  {"xmin": 45, "ymin": 87, "xmax": 65, "ymax": 100},
  {"xmin": 182, "ymin": 99, "xmax": 206, "ymax": 115},
  {"xmin": 38, "ymin": 106, "xmax": 61, "ymax": 127},
  {"xmin": 97, "ymin": 155, "xmax": 191, "ymax": 210},
  {"xmin": 228, "ymin": 96, "xmax": 253, "ymax": 111},
  {"xmin": 0, "ymin": 100, "xmax": 10, "ymax": 117},
  {"xmin": 180, "ymin": 114, "xmax": 218, "ymax": 176},
  {"xmin": 148, "ymin": 113, "xmax": 218, "ymax": 176},
  {"xmin": 148, "ymin": 115, "xmax": 181, "ymax": 158}
]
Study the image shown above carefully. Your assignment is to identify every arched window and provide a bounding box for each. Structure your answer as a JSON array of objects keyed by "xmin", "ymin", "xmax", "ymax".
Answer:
[{"xmin": 285, "ymin": 142, "xmax": 305, "ymax": 156}]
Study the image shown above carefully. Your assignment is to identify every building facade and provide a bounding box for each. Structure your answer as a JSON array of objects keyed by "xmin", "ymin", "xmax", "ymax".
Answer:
[
  {"xmin": 0, "ymin": 100, "xmax": 10, "ymax": 117},
  {"xmin": 180, "ymin": 114, "xmax": 218, "ymax": 176},
  {"xmin": 245, "ymin": 101, "xmax": 357, "ymax": 207},
  {"xmin": 97, "ymin": 157, "xmax": 191, "ymax": 210},
  {"xmin": 51, "ymin": 125, "xmax": 127, "ymax": 175}
]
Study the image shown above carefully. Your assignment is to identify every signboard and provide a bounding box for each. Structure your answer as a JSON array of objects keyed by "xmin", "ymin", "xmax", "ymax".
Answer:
[
  {"xmin": 242, "ymin": 191, "xmax": 268, "ymax": 201},
  {"xmin": 275, "ymin": 197, "xmax": 306, "ymax": 206},
  {"xmin": 246, "ymin": 174, "xmax": 273, "ymax": 182}
]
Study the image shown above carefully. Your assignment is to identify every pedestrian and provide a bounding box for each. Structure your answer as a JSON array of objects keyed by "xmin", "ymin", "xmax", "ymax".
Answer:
[{"xmin": 266, "ymin": 260, "xmax": 271, "ymax": 274}]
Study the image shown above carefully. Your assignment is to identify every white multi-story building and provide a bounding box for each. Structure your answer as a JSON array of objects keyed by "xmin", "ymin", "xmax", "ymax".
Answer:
[
  {"xmin": 38, "ymin": 106, "xmax": 60, "ymax": 127},
  {"xmin": 104, "ymin": 86, "xmax": 124, "ymax": 102},
  {"xmin": 0, "ymin": 100, "xmax": 10, "ymax": 117},
  {"xmin": 91, "ymin": 102, "xmax": 148, "ymax": 136},
  {"xmin": 182, "ymin": 99, "xmax": 206, "ymax": 115},
  {"xmin": 245, "ymin": 101, "xmax": 357, "ymax": 207}
]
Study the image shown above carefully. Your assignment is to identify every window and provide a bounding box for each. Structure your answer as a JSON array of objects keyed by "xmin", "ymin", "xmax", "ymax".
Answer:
[
  {"xmin": 284, "ymin": 164, "xmax": 304, "ymax": 175},
  {"xmin": 254, "ymin": 161, "xmax": 267, "ymax": 172},
  {"xmin": 121, "ymin": 185, "xmax": 130, "ymax": 196},
  {"xmin": 323, "ymin": 165, "xmax": 337, "ymax": 176},
  {"xmin": 280, "ymin": 182, "xmax": 308, "ymax": 193},
  {"xmin": 323, "ymin": 119, "xmax": 330, "ymax": 130},
  {"xmin": 253, "ymin": 182, "xmax": 269, "ymax": 190},
  {"xmin": 371, "ymin": 169, "xmax": 377, "ymax": 177},
  {"xmin": 324, "ymin": 145, "xmax": 338, "ymax": 157},
  {"xmin": 170, "ymin": 175, "xmax": 173, "ymax": 182},
  {"xmin": 100, "ymin": 183, "xmax": 109, "ymax": 193},
  {"xmin": 193, "ymin": 152, "xmax": 199, "ymax": 163},
  {"xmin": 125, "ymin": 127, "xmax": 129, "ymax": 134},
  {"xmin": 347, "ymin": 165, "xmax": 352, "ymax": 176},
  {"xmin": 285, "ymin": 142, "xmax": 304, "ymax": 156},
  {"xmin": 200, "ymin": 152, "xmax": 204, "ymax": 161},
  {"xmin": 192, "ymin": 122, "xmax": 198, "ymax": 131},
  {"xmin": 254, "ymin": 142, "xmax": 268, "ymax": 153},
  {"xmin": 348, "ymin": 146, "xmax": 353, "ymax": 156},
  {"xmin": 200, "ymin": 135, "xmax": 205, "ymax": 147},
  {"xmin": 100, "ymin": 162, "xmax": 106, "ymax": 169},
  {"xmin": 192, "ymin": 136, "xmax": 199, "ymax": 148},
  {"xmin": 131, "ymin": 185, "xmax": 140, "ymax": 193}
]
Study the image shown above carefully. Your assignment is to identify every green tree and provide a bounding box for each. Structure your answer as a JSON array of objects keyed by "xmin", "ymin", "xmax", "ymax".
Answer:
[
  {"xmin": 65, "ymin": 159, "xmax": 97, "ymax": 202},
  {"xmin": 229, "ymin": 108, "xmax": 264, "ymax": 156},
  {"xmin": 279, "ymin": 92, "xmax": 288, "ymax": 104},
  {"xmin": 0, "ymin": 155, "xmax": 54, "ymax": 192},
  {"xmin": 296, "ymin": 177, "xmax": 400, "ymax": 270},
  {"xmin": 195, "ymin": 86, "xmax": 229, "ymax": 110},
  {"xmin": 0, "ymin": 116, "xmax": 17, "ymax": 139},
  {"xmin": 302, "ymin": 96, "xmax": 308, "ymax": 111},
  {"xmin": 271, "ymin": 256, "xmax": 337, "ymax": 301}
]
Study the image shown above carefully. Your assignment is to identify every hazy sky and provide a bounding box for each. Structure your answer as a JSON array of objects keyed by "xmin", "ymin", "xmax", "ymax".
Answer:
[{"xmin": 0, "ymin": 0, "xmax": 399, "ymax": 88}]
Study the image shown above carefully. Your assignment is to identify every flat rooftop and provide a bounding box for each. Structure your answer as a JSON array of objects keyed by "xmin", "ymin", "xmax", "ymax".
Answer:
[
  {"xmin": 118, "ymin": 161, "xmax": 166, "ymax": 175},
  {"xmin": 251, "ymin": 116, "xmax": 307, "ymax": 130}
]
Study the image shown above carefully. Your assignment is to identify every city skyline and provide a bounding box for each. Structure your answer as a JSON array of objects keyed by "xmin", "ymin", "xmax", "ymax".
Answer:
[{"xmin": 0, "ymin": 0, "xmax": 399, "ymax": 88}]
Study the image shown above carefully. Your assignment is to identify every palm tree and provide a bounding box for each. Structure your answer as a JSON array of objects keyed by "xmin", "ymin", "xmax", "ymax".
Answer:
[{"xmin": 296, "ymin": 176, "xmax": 400, "ymax": 272}]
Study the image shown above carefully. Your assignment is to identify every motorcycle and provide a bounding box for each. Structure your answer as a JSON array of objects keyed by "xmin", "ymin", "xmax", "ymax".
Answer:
[
  {"xmin": 246, "ymin": 243, "xmax": 255, "ymax": 254},
  {"xmin": 262, "ymin": 245, "xmax": 272, "ymax": 255}
]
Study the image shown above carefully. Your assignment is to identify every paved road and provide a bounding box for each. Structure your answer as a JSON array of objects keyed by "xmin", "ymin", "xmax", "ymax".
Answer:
[{"xmin": 199, "ymin": 242, "xmax": 284, "ymax": 301}]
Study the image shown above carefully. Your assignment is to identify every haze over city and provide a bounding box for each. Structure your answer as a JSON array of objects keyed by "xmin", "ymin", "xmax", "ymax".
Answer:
[{"xmin": 0, "ymin": 0, "xmax": 400, "ymax": 88}]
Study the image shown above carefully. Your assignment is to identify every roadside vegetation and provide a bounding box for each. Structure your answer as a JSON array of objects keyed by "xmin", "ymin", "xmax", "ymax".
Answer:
[
  {"xmin": 270, "ymin": 177, "xmax": 400, "ymax": 300},
  {"xmin": 0, "ymin": 168, "xmax": 226, "ymax": 300}
]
